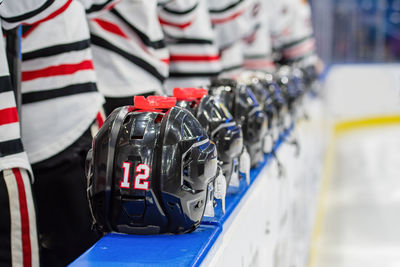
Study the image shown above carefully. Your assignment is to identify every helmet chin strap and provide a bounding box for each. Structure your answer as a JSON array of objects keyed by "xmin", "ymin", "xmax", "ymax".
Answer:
[
  {"xmin": 203, "ymin": 182, "xmax": 215, "ymax": 217},
  {"xmin": 229, "ymin": 160, "xmax": 240, "ymax": 188},
  {"xmin": 203, "ymin": 166, "xmax": 227, "ymax": 217},
  {"xmin": 240, "ymin": 147, "xmax": 251, "ymax": 185},
  {"xmin": 263, "ymin": 133, "xmax": 274, "ymax": 154},
  {"xmin": 214, "ymin": 166, "xmax": 226, "ymax": 214}
]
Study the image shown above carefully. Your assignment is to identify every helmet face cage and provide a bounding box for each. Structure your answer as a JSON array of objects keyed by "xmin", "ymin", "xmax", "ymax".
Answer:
[
  {"xmin": 177, "ymin": 95, "xmax": 243, "ymax": 186},
  {"xmin": 87, "ymin": 106, "xmax": 218, "ymax": 234}
]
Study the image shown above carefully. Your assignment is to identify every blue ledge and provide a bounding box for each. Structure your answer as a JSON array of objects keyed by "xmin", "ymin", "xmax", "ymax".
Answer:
[{"xmin": 70, "ymin": 128, "xmax": 292, "ymax": 267}]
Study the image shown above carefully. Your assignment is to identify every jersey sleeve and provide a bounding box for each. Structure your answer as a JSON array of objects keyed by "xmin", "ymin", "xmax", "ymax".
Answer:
[
  {"xmin": 158, "ymin": 0, "xmax": 222, "ymax": 93},
  {"xmin": 0, "ymin": 25, "xmax": 32, "ymax": 174}
]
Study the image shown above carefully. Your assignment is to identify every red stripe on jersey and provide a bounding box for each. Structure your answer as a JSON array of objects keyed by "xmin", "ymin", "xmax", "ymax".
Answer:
[
  {"xmin": 12, "ymin": 169, "xmax": 32, "ymax": 267},
  {"xmin": 22, "ymin": 60, "xmax": 94, "ymax": 82},
  {"xmin": 161, "ymin": 58, "xmax": 170, "ymax": 65},
  {"xmin": 23, "ymin": 0, "xmax": 73, "ymax": 27},
  {"xmin": 243, "ymin": 59, "xmax": 275, "ymax": 69},
  {"xmin": 102, "ymin": 0, "xmax": 122, "ymax": 12},
  {"xmin": 211, "ymin": 9, "xmax": 245, "ymax": 24},
  {"xmin": 283, "ymin": 39, "xmax": 315, "ymax": 59},
  {"xmin": 169, "ymin": 54, "xmax": 220, "ymax": 61},
  {"xmin": 92, "ymin": 18, "xmax": 129, "ymax": 39},
  {"xmin": 96, "ymin": 112, "xmax": 104, "ymax": 128},
  {"xmin": 158, "ymin": 17, "xmax": 193, "ymax": 29},
  {"xmin": 0, "ymin": 107, "xmax": 19, "ymax": 126}
]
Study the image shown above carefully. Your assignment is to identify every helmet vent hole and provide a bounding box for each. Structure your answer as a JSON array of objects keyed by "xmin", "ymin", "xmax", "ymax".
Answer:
[
  {"xmin": 167, "ymin": 201, "xmax": 175, "ymax": 211},
  {"xmin": 183, "ymin": 153, "xmax": 191, "ymax": 163},
  {"xmin": 123, "ymin": 116, "xmax": 132, "ymax": 125},
  {"xmin": 154, "ymin": 114, "xmax": 163, "ymax": 124},
  {"xmin": 190, "ymin": 101, "xmax": 197, "ymax": 108},
  {"xmin": 183, "ymin": 166, "xmax": 189, "ymax": 177}
]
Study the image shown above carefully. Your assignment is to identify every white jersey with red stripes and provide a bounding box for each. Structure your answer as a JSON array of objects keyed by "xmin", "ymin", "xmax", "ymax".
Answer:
[
  {"xmin": 88, "ymin": 0, "xmax": 169, "ymax": 97},
  {"xmin": 241, "ymin": 0, "xmax": 275, "ymax": 71},
  {"xmin": 207, "ymin": 0, "xmax": 251, "ymax": 76},
  {"xmin": 18, "ymin": 0, "xmax": 105, "ymax": 164},
  {"xmin": 158, "ymin": 0, "xmax": 221, "ymax": 93},
  {"xmin": 0, "ymin": 1, "xmax": 72, "ymax": 266},
  {"xmin": 268, "ymin": 0, "xmax": 317, "ymax": 66}
]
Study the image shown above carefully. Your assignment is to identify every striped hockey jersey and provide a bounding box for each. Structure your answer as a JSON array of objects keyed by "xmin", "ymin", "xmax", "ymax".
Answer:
[
  {"xmin": 268, "ymin": 0, "xmax": 317, "ymax": 66},
  {"xmin": 159, "ymin": 0, "xmax": 222, "ymax": 93},
  {"xmin": 242, "ymin": 0, "xmax": 275, "ymax": 71},
  {"xmin": 0, "ymin": 32, "xmax": 31, "ymax": 175},
  {"xmin": 88, "ymin": 0, "xmax": 169, "ymax": 97},
  {"xmin": 0, "ymin": 1, "xmax": 82, "ymax": 266},
  {"xmin": 208, "ymin": 0, "xmax": 251, "ymax": 77},
  {"xmin": 19, "ymin": 0, "xmax": 106, "ymax": 164}
]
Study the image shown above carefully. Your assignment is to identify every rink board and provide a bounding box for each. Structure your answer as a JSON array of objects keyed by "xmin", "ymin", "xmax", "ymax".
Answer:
[{"xmin": 70, "ymin": 132, "xmax": 291, "ymax": 267}]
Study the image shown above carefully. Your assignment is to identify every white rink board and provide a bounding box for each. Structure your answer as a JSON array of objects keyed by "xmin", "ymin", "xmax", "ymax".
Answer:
[
  {"xmin": 201, "ymin": 98, "xmax": 326, "ymax": 267},
  {"xmin": 324, "ymin": 64, "xmax": 400, "ymax": 120}
]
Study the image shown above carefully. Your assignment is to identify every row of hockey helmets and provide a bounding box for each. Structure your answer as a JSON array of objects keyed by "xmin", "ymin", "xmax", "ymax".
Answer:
[
  {"xmin": 172, "ymin": 88, "xmax": 250, "ymax": 191},
  {"xmin": 86, "ymin": 96, "xmax": 223, "ymax": 234},
  {"xmin": 207, "ymin": 78, "xmax": 267, "ymax": 168},
  {"xmin": 236, "ymin": 71, "xmax": 281, "ymax": 153}
]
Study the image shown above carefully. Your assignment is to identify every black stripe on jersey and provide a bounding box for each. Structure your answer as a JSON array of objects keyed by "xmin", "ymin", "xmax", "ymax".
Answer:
[
  {"xmin": 281, "ymin": 34, "xmax": 314, "ymax": 50},
  {"xmin": 22, "ymin": 25, "xmax": 34, "ymax": 36},
  {"xmin": 91, "ymin": 34, "xmax": 166, "ymax": 83},
  {"xmin": 164, "ymin": 33, "xmax": 213, "ymax": 45},
  {"xmin": 110, "ymin": 9, "xmax": 166, "ymax": 49},
  {"xmin": 0, "ymin": 76, "xmax": 13, "ymax": 94},
  {"xmin": 169, "ymin": 71, "xmax": 219, "ymax": 78},
  {"xmin": 169, "ymin": 38, "xmax": 213, "ymax": 45},
  {"xmin": 22, "ymin": 82, "xmax": 97, "ymax": 104},
  {"xmin": 0, "ymin": 171, "xmax": 12, "ymax": 267},
  {"xmin": 86, "ymin": 0, "xmax": 114, "ymax": 14},
  {"xmin": 0, "ymin": 139, "xmax": 24, "ymax": 158},
  {"xmin": 22, "ymin": 40, "xmax": 90, "ymax": 61},
  {"xmin": 283, "ymin": 50, "xmax": 316, "ymax": 64},
  {"xmin": 244, "ymin": 53, "xmax": 271, "ymax": 60},
  {"xmin": 0, "ymin": 0, "xmax": 55, "ymax": 23},
  {"xmin": 209, "ymin": 0, "xmax": 244, "ymax": 13},
  {"xmin": 162, "ymin": 2, "xmax": 198, "ymax": 15},
  {"xmin": 221, "ymin": 64, "xmax": 242, "ymax": 74}
]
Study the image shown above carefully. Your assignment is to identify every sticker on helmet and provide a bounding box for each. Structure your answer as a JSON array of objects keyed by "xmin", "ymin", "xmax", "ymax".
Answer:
[
  {"xmin": 134, "ymin": 164, "xmax": 150, "ymax": 190},
  {"xmin": 120, "ymin": 162, "xmax": 150, "ymax": 190},
  {"xmin": 120, "ymin": 162, "xmax": 131, "ymax": 188}
]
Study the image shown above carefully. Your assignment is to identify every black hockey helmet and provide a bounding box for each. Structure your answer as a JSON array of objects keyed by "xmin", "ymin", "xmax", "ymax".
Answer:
[
  {"xmin": 173, "ymin": 88, "xmax": 248, "ymax": 189},
  {"xmin": 237, "ymin": 71, "xmax": 279, "ymax": 153},
  {"xmin": 208, "ymin": 79, "xmax": 266, "ymax": 167},
  {"xmin": 302, "ymin": 65, "xmax": 318, "ymax": 92},
  {"xmin": 255, "ymin": 72, "xmax": 290, "ymax": 135},
  {"xmin": 276, "ymin": 66, "xmax": 299, "ymax": 111},
  {"xmin": 86, "ymin": 96, "xmax": 218, "ymax": 234}
]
